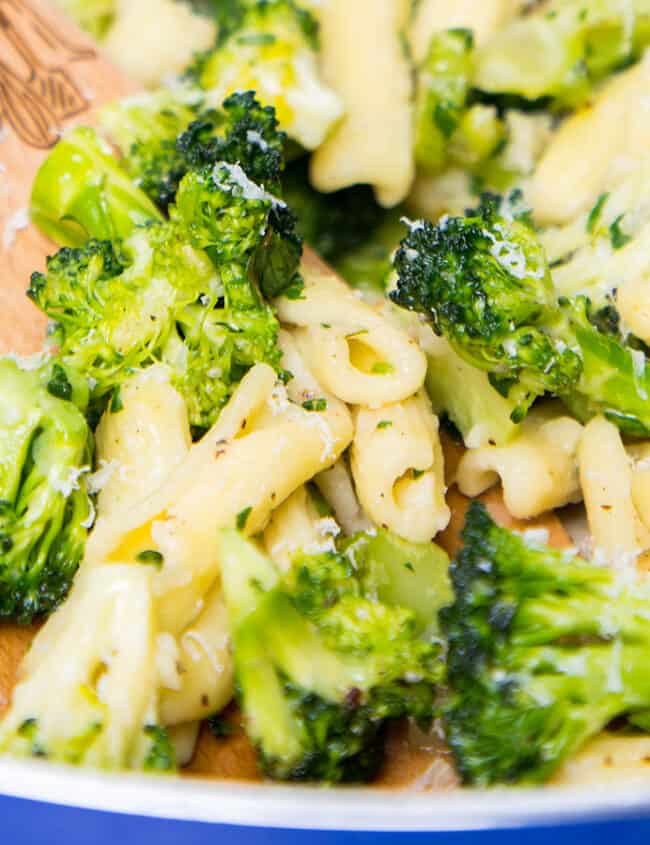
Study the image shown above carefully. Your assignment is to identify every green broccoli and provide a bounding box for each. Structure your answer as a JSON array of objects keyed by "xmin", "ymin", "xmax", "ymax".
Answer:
[
  {"xmin": 52, "ymin": 0, "xmax": 115, "ymax": 39},
  {"xmin": 424, "ymin": 334, "xmax": 521, "ymax": 447},
  {"xmin": 0, "ymin": 358, "xmax": 93, "ymax": 623},
  {"xmin": 101, "ymin": 90, "xmax": 286, "ymax": 212},
  {"xmin": 29, "ymin": 155, "xmax": 296, "ymax": 430},
  {"xmin": 30, "ymin": 127, "xmax": 162, "ymax": 247},
  {"xmin": 0, "ymin": 564, "xmax": 175, "ymax": 771},
  {"xmin": 185, "ymin": 0, "xmax": 343, "ymax": 151},
  {"xmin": 390, "ymin": 192, "xmax": 650, "ymax": 435},
  {"xmin": 220, "ymin": 529, "xmax": 444, "ymax": 782},
  {"xmin": 414, "ymin": 29, "xmax": 506, "ymax": 178},
  {"xmin": 474, "ymin": 0, "xmax": 650, "ymax": 110},
  {"xmin": 390, "ymin": 193, "xmax": 581, "ymax": 420},
  {"xmin": 441, "ymin": 502, "xmax": 650, "ymax": 785},
  {"xmin": 338, "ymin": 528, "xmax": 451, "ymax": 636}
]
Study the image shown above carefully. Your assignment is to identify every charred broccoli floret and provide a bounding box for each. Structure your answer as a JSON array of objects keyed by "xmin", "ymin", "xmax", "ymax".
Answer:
[
  {"xmin": 441, "ymin": 502, "xmax": 650, "ymax": 785},
  {"xmin": 220, "ymin": 530, "xmax": 444, "ymax": 782},
  {"xmin": 0, "ymin": 358, "xmax": 93, "ymax": 623}
]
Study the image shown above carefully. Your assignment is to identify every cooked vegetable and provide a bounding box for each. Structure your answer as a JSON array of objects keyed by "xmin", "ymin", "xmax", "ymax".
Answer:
[
  {"xmin": 441, "ymin": 502, "xmax": 650, "ymax": 785},
  {"xmin": 220, "ymin": 529, "xmax": 443, "ymax": 782},
  {"xmin": 30, "ymin": 127, "xmax": 162, "ymax": 247},
  {"xmin": 474, "ymin": 0, "xmax": 650, "ymax": 109},
  {"xmin": 53, "ymin": 0, "xmax": 115, "ymax": 38},
  {"xmin": 186, "ymin": 0, "xmax": 343, "ymax": 150},
  {"xmin": 0, "ymin": 358, "xmax": 93, "ymax": 623},
  {"xmin": 101, "ymin": 90, "xmax": 286, "ymax": 212},
  {"xmin": 390, "ymin": 192, "xmax": 650, "ymax": 435},
  {"xmin": 390, "ymin": 192, "xmax": 581, "ymax": 420},
  {"xmin": 423, "ymin": 334, "xmax": 520, "ymax": 447}
]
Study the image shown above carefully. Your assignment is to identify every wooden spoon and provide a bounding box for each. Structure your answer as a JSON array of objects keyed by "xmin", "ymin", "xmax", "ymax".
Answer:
[{"xmin": 0, "ymin": 0, "xmax": 570, "ymax": 787}]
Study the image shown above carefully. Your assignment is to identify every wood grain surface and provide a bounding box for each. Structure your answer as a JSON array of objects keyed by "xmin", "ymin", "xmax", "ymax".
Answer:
[{"xmin": 0, "ymin": 0, "xmax": 572, "ymax": 790}]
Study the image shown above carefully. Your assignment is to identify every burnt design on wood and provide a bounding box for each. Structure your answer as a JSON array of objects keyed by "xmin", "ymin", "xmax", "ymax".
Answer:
[{"xmin": 0, "ymin": 0, "xmax": 94, "ymax": 148}]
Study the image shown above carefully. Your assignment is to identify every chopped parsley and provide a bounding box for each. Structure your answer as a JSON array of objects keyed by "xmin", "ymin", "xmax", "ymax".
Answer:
[
  {"xmin": 237, "ymin": 506, "xmax": 253, "ymax": 531},
  {"xmin": 302, "ymin": 398, "xmax": 327, "ymax": 412},
  {"xmin": 586, "ymin": 192, "xmax": 608, "ymax": 234},
  {"xmin": 136, "ymin": 550, "xmax": 164, "ymax": 568}
]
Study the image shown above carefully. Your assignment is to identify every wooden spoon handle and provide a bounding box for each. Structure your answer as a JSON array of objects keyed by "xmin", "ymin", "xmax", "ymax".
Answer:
[{"xmin": 0, "ymin": 0, "xmax": 135, "ymax": 355}]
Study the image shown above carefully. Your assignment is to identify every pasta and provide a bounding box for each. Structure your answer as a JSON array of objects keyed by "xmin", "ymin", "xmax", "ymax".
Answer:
[
  {"xmin": 310, "ymin": 0, "xmax": 414, "ymax": 207},
  {"xmin": 276, "ymin": 254, "xmax": 427, "ymax": 408},
  {"xmin": 159, "ymin": 586, "xmax": 233, "ymax": 726},
  {"xmin": 87, "ymin": 359, "xmax": 353, "ymax": 635},
  {"xmin": 456, "ymin": 405, "xmax": 584, "ymax": 520},
  {"xmin": 578, "ymin": 416, "xmax": 639, "ymax": 565},
  {"xmin": 553, "ymin": 733, "xmax": 650, "ymax": 786},
  {"xmin": 93, "ymin": 365, "xmax": 191, "ymax": 518},
  {"xmin": 315, "ymin": 459, "xmax": 373, "ymax": 536},
  {"xmin": 103, "ymin": 0, "xmax": 216, "ymax": 88},
  {"xmin": 264, "ymin": 485, "xmax": 342, "ymax": 571},
  {"xmin": 2, "ymin": 566, "xmax": 159, "ymax": 768},
  {"xmin": 529, "ymin": 52, "xmax": 650, "ymax": 225},
  {"xmin": 350, "ymin": 391, "xmax": 449, "ymax": 544}
]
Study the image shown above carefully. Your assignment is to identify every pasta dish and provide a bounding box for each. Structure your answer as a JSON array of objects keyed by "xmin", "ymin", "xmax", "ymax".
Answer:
[{"xmin": 3, "ymin": 0, "xmax": 650, "ymax": 790}]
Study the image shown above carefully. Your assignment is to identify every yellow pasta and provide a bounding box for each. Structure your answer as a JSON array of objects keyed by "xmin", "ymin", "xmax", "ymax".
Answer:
[
  {"xmin": 350, "ymin": 391, "xmax": 449, "ymax": 543},
  {"xmin": 168, "ymin": 722, "xmax": 201, "ymax": 767},
  {"xmin": 263, "ymin": 486, "xmax": 337, "ymax": 571},
  {"xmin": 579, "ymin": 416, "xmax": 638, "ymax": 565},
  {"xmin": 529, "ymin": 53, "xmax": 650, "ymax": 225},
  {"xmin": 93, "ymin": 365, "xmax": 191, "ymax": 519},
  {"xmin": 456, "ymin": 404, "xmax": 583, "ymax": 520},
  {"xmin": 276, "ymin": 259, "xmax": 427, "ymax": 408},
  {"xmin": 315, "ymin": 459, "xmax": 373, "ymax": 536},
  {"xmin": 4, "ymin": 566, "xmax": 158, "ymax": 769},
  {"xmin": 553, "ymin": 733, "xmax": 650, "ymax": 786},
  {"xmin": 86, "ymin": 360, "xmax": 353, "ymax": 635},
  {"xmin": 310, "ymin": 0, "xmax": 414, "ymax": 207},
  {"xmin": 159, "ymin": 586, "xmax": 233, "ymax": 727}
]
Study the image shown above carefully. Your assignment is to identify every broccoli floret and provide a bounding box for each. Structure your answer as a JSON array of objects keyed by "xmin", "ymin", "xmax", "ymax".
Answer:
[
  {"xmin": 424, "ymin": 334, "xmax": 521, "ymax": 447},
  {"xmin": 101, "ymin": 90, "xmax": 286, "ymax": 213},
  {"xmin": 100, "ymin": 90, "xmax": 204, "ymax": 213},
  {"xmin": 390, "ymin": 192, "xmax": 650, "ymax": 435},
  {"xmin": 414, "ymin": 29, "xmax": 507, "ymax": 178},
  {"xmin": 31, "ymin": 127, "xmax": 162, "ymax": 247},
  {"xmin": 185, "ymin": 0, "xmax": 343, "ymax": 150},
  {"xmin": 338, "ymin": 528, "xmax": 451, "ymax": 636},
  {"xmin": 414, "ymin": 29, "xmax": 474, "ymax": 175},
  {"xmin": 52, "ymin": 0, "xmax": 115, "ymax": 38},
  {"xmin": 30, "ymin": 156, "xmax": 295, "ymax": 430},
  {"xmin": 440, "ymin": 502, "xmax": 650, "ymax": 785},
  {"xmin": 174, "ymin": 157, "xmax": 302, "ymax": 301},
  {"xmin": 390, "ymin": 193, "xmax": 582, "ymax": 420},
  {"xmin": 220, "ymin": 529, "xmax": 442, "ymax": 782},
  {"xmin": 474, "ymin": 0, "xmax": 650, "ymax": 109},
  {"xmin": 0, "ymin": 359, "xmax": 93, "ymax": 623},
  {"xmin": 0, "ymin": 565, "xmax": 175, "ymax": 771}
]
